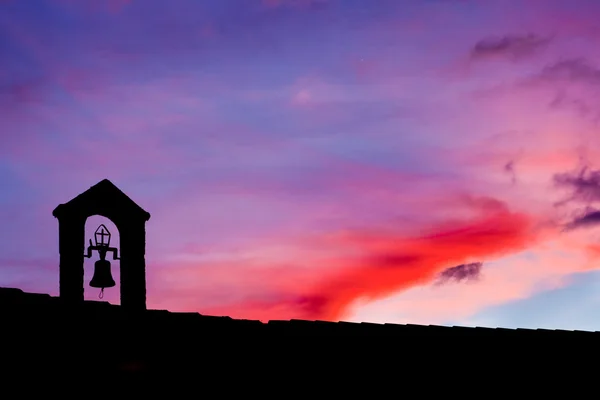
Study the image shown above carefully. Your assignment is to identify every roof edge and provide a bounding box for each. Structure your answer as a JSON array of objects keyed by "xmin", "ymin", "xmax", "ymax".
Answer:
[{"xmin": 53, "ymin": 179, "xmax": 151, "ymax": 220}]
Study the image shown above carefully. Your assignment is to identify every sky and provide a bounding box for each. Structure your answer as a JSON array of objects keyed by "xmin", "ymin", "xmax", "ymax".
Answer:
[{"xmin": 3, "ymin": 0, "xmax": 600, "ymax": 331}]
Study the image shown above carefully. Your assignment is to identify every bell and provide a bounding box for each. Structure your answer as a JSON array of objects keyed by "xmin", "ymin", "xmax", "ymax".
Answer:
[{"xmin": 90, "ymin": 259, "xmax": 116, "ymax": 289}]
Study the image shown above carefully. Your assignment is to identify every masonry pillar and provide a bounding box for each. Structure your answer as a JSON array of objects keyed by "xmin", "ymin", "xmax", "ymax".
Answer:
[
  {"xmin": 57, "ymin": 214, "xmax": 86, "ymax": 304},
  {"xmin": 119, "ymin": 221, "xmax": 147, "ymax": 311}
]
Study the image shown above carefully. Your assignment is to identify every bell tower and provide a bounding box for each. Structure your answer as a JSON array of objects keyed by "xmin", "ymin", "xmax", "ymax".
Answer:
[{"xmin": 52, "ymin": 179, "xmax": 151, "ymax": 311}]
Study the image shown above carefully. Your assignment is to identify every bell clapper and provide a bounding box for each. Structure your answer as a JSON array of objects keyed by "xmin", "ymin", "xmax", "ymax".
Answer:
[{"xmin": 99, "ymin": 288, "xmax": 104, "ymax": 299}]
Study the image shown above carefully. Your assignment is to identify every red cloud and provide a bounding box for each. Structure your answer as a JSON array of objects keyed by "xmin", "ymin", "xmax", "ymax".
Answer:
[{"xmin": 197, "ymin": 198, "xmax": 539, "ymax": 322}]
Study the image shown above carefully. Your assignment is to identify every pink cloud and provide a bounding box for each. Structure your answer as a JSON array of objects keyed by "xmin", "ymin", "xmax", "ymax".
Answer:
[
  {"xmin": 148, "ymin": 195, "xmax": 544, "ymax": 322},
  {"xmin": 349, "ymin": 226, "xmax": 600, "ymax": 325}
]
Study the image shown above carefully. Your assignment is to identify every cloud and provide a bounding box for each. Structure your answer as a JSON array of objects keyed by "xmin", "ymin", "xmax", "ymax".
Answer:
[
  {"xmin": 539, "ymin": 58, "xmax": 600, "ymax": 85},
  {"xmin": 527, "ymin": 59, "xmax": 600, "ymax": 123},
  {"xmin": 563, "ymin": 208, "xmax": 600, "ymax": 232},
  {"xmin": 504, "ymin": 160, "xmax": 517, "ymax": 185},
  {"xmin": 548, "ymin": 90, "xmax": 595, "ymax": 120},
  {"xmin": 470, "ymin": 33, "xmax": 552, "ymax": 61},
  {"xmin": 348, "ymin": 226, "xmax": 600, "ymax": 326},
  {"xmin": 435, "ymin": 262, "xmax": 482, "ymax": 285},
  {"xmin": 553, "ymin": 166, "xmax": 600, "ymax": 205},
  {"xmin": 181, "ymin": 198, "xmax": 539, "ymax": 322}
]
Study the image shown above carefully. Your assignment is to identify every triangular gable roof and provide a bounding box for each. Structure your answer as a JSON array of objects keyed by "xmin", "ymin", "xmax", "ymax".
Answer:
[{"xmin": 52, "ymin": 179, "xmax": 151, "ymax": 221}]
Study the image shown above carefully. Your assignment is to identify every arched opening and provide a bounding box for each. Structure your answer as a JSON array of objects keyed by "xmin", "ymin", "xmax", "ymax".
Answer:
[{"xmin": 84, "ymin": 215, "xmax": 121, "ymax": 304}]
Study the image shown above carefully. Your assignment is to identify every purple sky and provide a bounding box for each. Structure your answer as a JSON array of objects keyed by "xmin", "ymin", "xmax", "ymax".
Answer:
[{"xmin": 3, "ymin": 0, "xmax": 600, "ymax": 330}]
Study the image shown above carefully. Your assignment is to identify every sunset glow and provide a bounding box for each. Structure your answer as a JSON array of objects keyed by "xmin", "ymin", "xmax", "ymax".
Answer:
[{"xmin": 3, "ymin": 0, "xmax": 600, "ymax": 330}]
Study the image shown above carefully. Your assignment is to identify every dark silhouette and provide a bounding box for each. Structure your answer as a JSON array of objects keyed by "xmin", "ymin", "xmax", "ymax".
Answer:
[
  {"xmin": 2, "ymin": 179, "xmax": 599, "ymax": 387},
  {"xmin": 564, "ymin": 208, "xmax": 600, "ymax": 231},
  {"xmin": 470, "ymin": 33, "xmax": 552, "ymax": 61},
  {"xmin": 435, "ymin": 261, "xmax": 482, "ymax": 285},
  {"xmin": 52, "ymin": 179, "xmax": 150, "ymax": 310},
  {"xmin": 86, "ymin": 224, "xmax": 119, "ymax": 299}
]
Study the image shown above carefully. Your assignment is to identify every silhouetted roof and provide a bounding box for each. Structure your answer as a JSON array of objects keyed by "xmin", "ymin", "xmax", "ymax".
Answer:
[
  {"xmin": 52, "ymin": 179, "xmax": 150, "ymax": 221},
  {"xmin": 2, "ymin": 287, "xmax": 597, "ymax": 337},
  {"xmin": 3, "ymin": 285, "xmax": 595, "ymax": 386}
]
